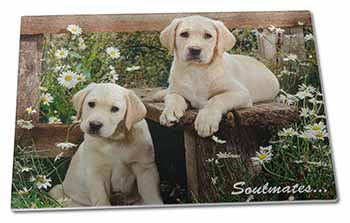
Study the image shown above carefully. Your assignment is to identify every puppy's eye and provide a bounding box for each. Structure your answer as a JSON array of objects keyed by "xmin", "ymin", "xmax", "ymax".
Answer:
[
  {"xmin": 204, "ymin": 33, "xmax": 212, "ymax": 39},
  {"xmin": 180, "ymin": 32, "xmax": 189, "ymax": 38},
  {"xmin": 111, "ymin": 106, "xmax": 119, "ymax": 113},
  {"xmin": 88, "ymin": 102, "xmax": 95, "ymax": 108}
]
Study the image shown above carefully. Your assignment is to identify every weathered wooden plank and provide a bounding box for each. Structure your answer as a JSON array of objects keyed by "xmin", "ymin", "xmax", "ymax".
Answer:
[
  {"xmin": 21, "ymin": 11, "xmax": 312, "ymax": 35},
  {"xmin": 16, "ymin": 35, "xmax": 43, "ymax": 123},
  {"xmin": 144, "ymin": 101, "xmax": 298, "ymax": 128},
  {"xmin": 257, "ymin": 26, "xmax": 306, "ymax": 62},
  {"xmin": 30, "ymin": 124, "xmax": 83, "ymax": 157},
  {"xmin": 184, "ymin": 129, "xmax": 199, "ymax": 201}
]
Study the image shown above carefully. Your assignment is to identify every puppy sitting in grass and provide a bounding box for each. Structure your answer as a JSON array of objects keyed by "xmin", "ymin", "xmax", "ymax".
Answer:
[{"xmin": 49, "ymin": 83, "xmax": 163, "ymax": 207}]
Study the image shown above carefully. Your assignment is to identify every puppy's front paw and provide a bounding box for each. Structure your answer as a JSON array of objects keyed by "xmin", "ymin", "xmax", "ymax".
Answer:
[
  {"xmin": 160, "ymin": 106, "xmax": 185, "ymax": 127},
  {"xmin": 194, "ymin": 109, "xmax": 222, "ymax": 137}
]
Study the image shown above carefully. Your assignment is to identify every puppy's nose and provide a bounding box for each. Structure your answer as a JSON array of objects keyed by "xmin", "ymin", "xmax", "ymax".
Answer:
[
  {"xmin": 189, "ymin": 47, "xmax": 201, "ymax": 57},
  {"xmin": 89, "ymin": 121, "xmax": 103, "ymax": 132}
]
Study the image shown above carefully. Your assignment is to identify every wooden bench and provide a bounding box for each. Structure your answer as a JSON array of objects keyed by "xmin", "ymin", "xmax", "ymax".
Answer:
[{"xmin": 15, "ymin": 11, "xmax": 309, "ymax": 202}]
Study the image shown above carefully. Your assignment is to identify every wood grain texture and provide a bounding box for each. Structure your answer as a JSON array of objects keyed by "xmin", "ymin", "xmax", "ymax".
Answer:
[
  {"xmin": 21, "ymin": 11, "xmax": 312, "ymax": 35},
  {"xmin": 184, "ymin": 129, "xmax": 200, "ymax": 200},
  {"xmin": 193, "ymin": 124, "xmax": 271, "ymax": 202},
  {"xmin": 16, "ymin": 35, "xmax": 43, "ymax": 123},
  {"xmin": 16, "ymin": 124, "xmax": 83, "ymax": 158}
]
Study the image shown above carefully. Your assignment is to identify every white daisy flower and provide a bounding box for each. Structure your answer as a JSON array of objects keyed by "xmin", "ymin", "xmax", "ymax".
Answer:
[
  {"xmin": 79, "ymin": 42, "xmax": 87, "ymax": 50},
  {"xmin": 54, "ymin": 152, "xmax": 64, "ymax": 162},
  {"xmin": 112, "ymin": 74, "xmax": 120, "ymax": 82},
  {"xmin": 246, "ymin": 195, "xmax": 254, "ymax": 202},
  {"xmin": 300, "ymin": 62, "xmax": 310, "ymax": 67},
  {"xmin": 298, "ymin": 84, "xmax": 316, "ymax": 94},
  {"xmin": 48, "ymin": 116, "xmax": 62, "ymax": 124},
  {"xmin": 35, "ymin": 175, "xmax": 52, "ymax": 190},
  {"xmin": 298, "ymin": 21, "xmax": 305, "ymax": 26},
  {"xmin": 25, "ymin": 106, "xmax": 37, "ymax": 115},
  {"xmin": 278, "ymin": 67, "xmax": 292, "ymax": 77},
  {"xmin": 295, "ymin": 91, "xmax": 313, "ymax": 99},
  {"xmin": 16, "ymin": 119, "xmax": 34, "ymax": 130},
  {"xmin": 56, "ymin": 142, "xmax": 77, "ymax": 150},
  {"xmin": 57, "ymin": 70, "xmax": 78, "ymax": 89},
  {"xmin": 276, "ymin": 94, "xmax": 298, "ymax": 105},
  {"xmin": 126, "ymin": 65, "xmax": 141, "ymax": 72},
  {"xmin": 55, "ymin": 48, "xmax": 68, "ymax": 59},
  {"xmin": 211, "ymin": 177, "xmax": 218, "ymax": 185},
  {"xmin": 299, "ymin": 107, "xmax": 316, "ymax": 118},
  {"xmin": 259, "ymin": 145, "xmax": 273, "ymax": 154},
  {"xmin": 304, "ymin": 33, "xmax": 314, "ymax": 41},
  {"xmin": 294, "ymin": 160, "xmax": 304, "ymax": 164},
  {"xmin": 206, "ymin": 158, "xmax": 215, "ymax": 163},
  {"xmin": 316, "ymin": 91, "xmax": 323, "ymax": 97},
  {"xmin": 20, "ymin": 166, "xmax": 32, "ymax": 173},
  {"xmin": 70, "ymin": 115, "xmax": 80, "ymax": 124},
  {"xmin": 40, "ymin": 92, "xmax": 54, "ymax": 105},
  {"xmin": 268, "ymin": 25, "xmax": 285, "ymax": 34},
  {"xmin": 106, "ymin": 47, "xmax": 121, "ymax": 59},
  {"xmin": 250, "ymin": 29, "xmax": 262, "ymax": 37},
  {"xmin": 283, "ymin": 54, "xmax": 298, "ymax": 62},
  {"xmin": 211, "ymin": 135, "xmax": 226, "ymax": 144},
  {"xmin": 67, "ymin": 24, "xmax": 82, "ymax": 35},
  {"xmin": 278, "ymin": 127, "xmax": 298, "ymax": 137},
  {"xmin": 301, "ymin": 122, "xmax": 328, "ymax": 140},
  {"xmin": 305, "ymin": 122, "xmax": 326, "ymax": 132},
  {"xmin": 251, "ymin": 147, "xmax": 273, "ymax": 166},
  {"xmin": 17, "ymin": 187, "xmax": 32, "ymax": 196},
  {"xmin": 53, "ymin": 66, "xmax": 63, "ymax": 72},
  {"xmin": 39, "ymin": 86, "xmax": 48, "ymax": 92},
  {"xmin": 76, "ymin": 73, "xmax": 86, "ymax": 82},
  {"xmin": 216, "ymin": 151, "xmax": 240, "ymax": 159},
  {"xmin": 303, "ymin": 129, "xmax": 328, "ymax": 141}
]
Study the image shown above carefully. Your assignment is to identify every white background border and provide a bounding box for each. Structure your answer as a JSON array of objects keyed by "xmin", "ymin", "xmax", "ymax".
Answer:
[{"xmin": 1, "ymin": 0, "xmax": 349, "ymax": 222}]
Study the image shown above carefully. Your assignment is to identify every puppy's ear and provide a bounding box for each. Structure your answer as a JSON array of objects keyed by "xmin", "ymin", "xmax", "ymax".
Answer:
[
  {"xmin": 160, "ymin": 18, "xmax": 182, "ymax": 55},
  {"xmin": 124, "ymin": 90, "xmax": 147, "ymax": 131},
  {"xmin": 214, "ymin": 20, "xmax": 236, "ymax": 56},
  {"xmin": 72, "ymin": 83, "xmax": 96, "ymax": 120}
]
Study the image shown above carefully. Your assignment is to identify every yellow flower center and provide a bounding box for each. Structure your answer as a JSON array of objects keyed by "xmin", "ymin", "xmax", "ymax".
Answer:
[
  {"xmin": 65, "ymin": 75, "xmax": 73, "ymax": 81},
  {"xmin": 37, "ymin": 176, "xmax": 44, "ymax": 183},
  {"xmin": 311, "ymin": 125, "xmax": 321, "ymax": 131},
  {"xmin": 41, "ymin": 97, "xmax": 47, "ymax": 102},
  {"xmin": 315, "ymin": 132, "xmax": 324, "ymax": 138},
  {"xmin": 258, "ymin": 153, "xmax": 267, "ymax": 161},
  {"xmin": 110, "ymin": 51, "xmax": 116, "ymax": 56},
  {"xmin": 72, "ymin": 27, "xmax": 77, "ymax": 32},
  {"xmin": 59, "ymin": 51, "xmax": 65, "ymax": 56}
]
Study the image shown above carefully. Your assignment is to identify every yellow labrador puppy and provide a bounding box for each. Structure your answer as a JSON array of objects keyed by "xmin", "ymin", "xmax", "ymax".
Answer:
[
  {"xmin": 158, "ymin": 16, "xmax": 280, "ymax": 137},
  {"xmin": 49, "ymin": 83, "xmax": 163, "ymax": 207}
]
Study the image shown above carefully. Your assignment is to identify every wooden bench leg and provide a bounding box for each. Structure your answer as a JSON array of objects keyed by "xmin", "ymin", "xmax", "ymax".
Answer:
[
  {"xmin": 184, "ymin": 125, "xmax": 273, "ymax": 203},
  {"xmin": 184, "ymin": 129, "xmax": 199, "ymax": 201}
]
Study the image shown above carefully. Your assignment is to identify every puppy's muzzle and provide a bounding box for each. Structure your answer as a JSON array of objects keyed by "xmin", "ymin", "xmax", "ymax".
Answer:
[
  {"xmin": 187, "ymin": 47, "xmax": 202, "ymax": 60},
  {"xmin": 89, "ymin": 121, "xmax": 103, "ymax": 133}
]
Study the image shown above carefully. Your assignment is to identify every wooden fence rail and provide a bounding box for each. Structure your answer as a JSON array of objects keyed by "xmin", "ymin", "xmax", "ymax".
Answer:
[{"xmin": 21, "ymin": 11, "xmax": 311, "ymax": 34}]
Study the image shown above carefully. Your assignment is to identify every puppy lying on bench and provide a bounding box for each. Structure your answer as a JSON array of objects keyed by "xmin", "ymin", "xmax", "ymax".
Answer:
[
  {"xmin": 157, "ymin": 16, "xmax": 280, "ymax": 137},
  {"xmin": 49, "ymin": 83, "xmax": 163, "ymax": 207}
]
